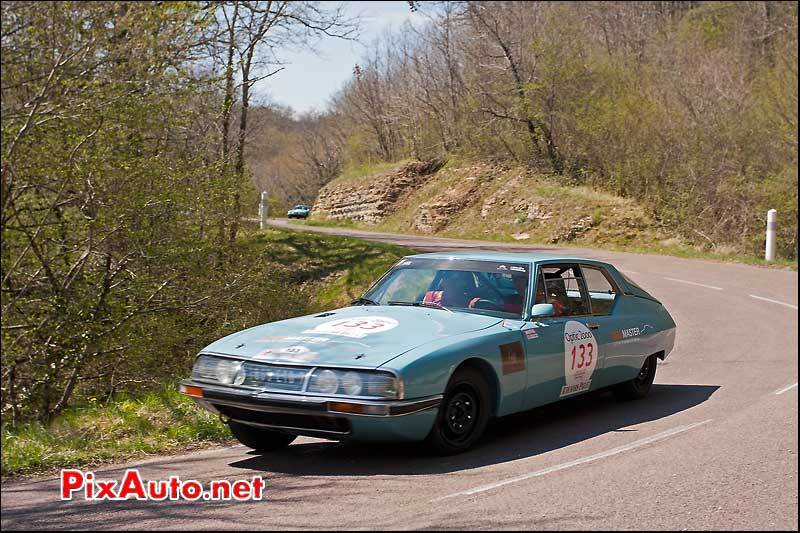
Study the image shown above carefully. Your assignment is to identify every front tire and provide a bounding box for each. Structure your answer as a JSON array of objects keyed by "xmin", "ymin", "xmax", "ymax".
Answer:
[
  {"xmin": 228, "ymin": 421, "xmax": 296, "ymax": 452},
  {"xmin": 613, "ymin": 354, "xmax": 657, "ymax": 401},
  {"xmin": 426, "ymin": 367, "xmax": 490, "ymax": 455}
]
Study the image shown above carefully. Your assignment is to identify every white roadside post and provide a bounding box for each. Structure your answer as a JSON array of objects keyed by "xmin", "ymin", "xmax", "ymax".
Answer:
[
  {"xmin": 765, "ymin": 209, "xmax": 777, "ymax": 262},
  {"xmin": 259, "ymin": 191, "xmax": 269, "ymax": 230}
]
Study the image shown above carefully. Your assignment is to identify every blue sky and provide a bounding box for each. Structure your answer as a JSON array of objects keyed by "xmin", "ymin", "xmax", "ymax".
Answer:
[{"xmin": 252, "ymin": 1, "xmax": 425, "ymax": 115}]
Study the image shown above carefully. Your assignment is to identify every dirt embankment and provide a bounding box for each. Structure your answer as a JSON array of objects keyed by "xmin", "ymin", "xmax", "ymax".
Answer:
[{"xmin": 312, "ymin": 160, "xmax": 669, "ymax": 249}]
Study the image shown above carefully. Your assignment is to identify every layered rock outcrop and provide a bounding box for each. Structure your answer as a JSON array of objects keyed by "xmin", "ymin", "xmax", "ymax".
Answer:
[{"xmin": 312, "ymin": 160, "xmax": 446, "ymax": 224}]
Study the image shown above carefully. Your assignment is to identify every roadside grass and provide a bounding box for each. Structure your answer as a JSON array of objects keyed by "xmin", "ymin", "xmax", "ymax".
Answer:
[
  {"xmin": 1, "ymin": 386, "xmax": 231, "ymax": 479},
  {"xmin": 299, "ymin": 217, "xmax": 798, "ymax": 270},
  {"xmin": 2, "ymin": 228, "xmax": 412, "ymax": 480},
  {"xmin": 239, "ymin": 227, "xmax": 409, "ymax": 309}
]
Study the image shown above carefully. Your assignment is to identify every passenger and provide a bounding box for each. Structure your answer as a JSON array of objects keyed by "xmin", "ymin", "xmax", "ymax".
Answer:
[{"xmin": 536, "ymin": 278, "xmax": 567, "ymax": 316}]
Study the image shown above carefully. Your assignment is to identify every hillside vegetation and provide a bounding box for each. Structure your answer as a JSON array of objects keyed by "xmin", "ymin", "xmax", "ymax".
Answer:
[
  {"xmin": 274, "ymin": 2, "xmax": 798, "ymax": 260},
  {"xmin": 312, "ymin": 160, "xmax": 704, "ymax": 255}
]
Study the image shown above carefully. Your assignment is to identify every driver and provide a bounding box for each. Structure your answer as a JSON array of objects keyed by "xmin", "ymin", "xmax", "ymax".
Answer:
[
  {"xmin": 424, "ymin": 271, "xmax": 475, "ymax": 307},
  {"xmin": 498, "ymin": 273, "xmax": 528, "ymax": 314}
]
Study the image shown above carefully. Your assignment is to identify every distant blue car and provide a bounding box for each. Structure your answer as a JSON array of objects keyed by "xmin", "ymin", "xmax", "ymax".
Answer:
[
  {"xmin": 180, "ymin": 252, "xmax": 676, "ymax": 454},
  {"xmin": 287, "ymin": 205, "xmax": 311, "ymax": 219}
]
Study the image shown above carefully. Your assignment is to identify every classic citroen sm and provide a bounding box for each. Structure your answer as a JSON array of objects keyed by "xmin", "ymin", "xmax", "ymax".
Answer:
[{"xmin": 180, "ymin": 252, "xmax": 676, "ymax": 454}]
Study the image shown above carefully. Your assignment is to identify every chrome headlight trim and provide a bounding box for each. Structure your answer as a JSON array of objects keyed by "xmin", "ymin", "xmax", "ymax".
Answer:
[{"xmin": 192, "ymin": 353, "xmax": 404, "ymax": 400}]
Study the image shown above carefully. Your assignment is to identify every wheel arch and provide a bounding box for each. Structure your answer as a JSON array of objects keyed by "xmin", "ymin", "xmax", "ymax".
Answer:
[{"xmin": 451, "ymin": 357, "xmax": 501, "ymax": 417}]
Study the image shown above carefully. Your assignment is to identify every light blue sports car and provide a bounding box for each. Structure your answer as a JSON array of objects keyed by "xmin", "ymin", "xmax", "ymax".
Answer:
[
  {"xmin": 180, "ymin": 252, "xmax": 676, "ymax": 454},
  {"xmin": 287, "ymin": 205, "xmax": 311, "ymax": 219}
]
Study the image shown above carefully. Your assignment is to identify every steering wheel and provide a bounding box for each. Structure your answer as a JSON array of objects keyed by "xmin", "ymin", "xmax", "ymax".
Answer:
[{"xmin": 469, "ymin": 298, "xmax": 503, "ymax": 311}]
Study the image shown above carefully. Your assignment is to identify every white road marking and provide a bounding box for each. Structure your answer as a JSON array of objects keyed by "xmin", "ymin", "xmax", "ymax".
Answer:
[
  {"xmin": 433, "ymin": 420, "xmax": 712, "ymax": 501},
  {"xmin": 773, "ymin": 382, "xmax": 798, "ymax": 395},
  {"xmin": 749, "ymin": 294, "xmax": 798, "ymax": 310},
  {"xmin": 663, "ymin": 277, "xmax": 723, "ymax": 291}
]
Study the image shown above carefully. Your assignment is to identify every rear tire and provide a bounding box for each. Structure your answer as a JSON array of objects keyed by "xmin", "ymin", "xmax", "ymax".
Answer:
[
  {"xmin": 613, "ymin": 354, "xmax": 657, "ymax": 401},
  {"xmin": 228, "ymin": 421, "xmax": 296, "ymax": 452},
  {"xmin": 426, "ymin": 367, "xmax": 490, "ymax": 455}
]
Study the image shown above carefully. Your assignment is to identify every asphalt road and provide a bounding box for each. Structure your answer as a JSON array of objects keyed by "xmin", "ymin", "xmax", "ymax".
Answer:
[{"xmin": 2, "ymin": 219, "xmax": 797, "ymax": 530}]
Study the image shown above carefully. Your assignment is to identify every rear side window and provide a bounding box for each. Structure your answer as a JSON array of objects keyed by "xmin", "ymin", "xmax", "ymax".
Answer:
[{"xmin": 582, "ymin": 266, "xmax": 618, "ymax": 315}]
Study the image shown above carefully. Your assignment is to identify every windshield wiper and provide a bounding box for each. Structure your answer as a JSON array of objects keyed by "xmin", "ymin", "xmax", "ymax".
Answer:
[
  {"xmin": 351, "ymin": 297, "xmax": 379, "ymax": 306},
  {"xmin": 387, "ymin": 300, "xmax": 452, "ymax": 313}
]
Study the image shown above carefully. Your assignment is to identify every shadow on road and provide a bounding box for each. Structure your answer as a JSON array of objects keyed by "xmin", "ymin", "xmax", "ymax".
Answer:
[
  {"xmin": 0, "ymin": 384, "xmax": 718, "ymax": 530},
  {"xmin": 229, "ymin": 383, "xmax": 719, "ymax": 476}
]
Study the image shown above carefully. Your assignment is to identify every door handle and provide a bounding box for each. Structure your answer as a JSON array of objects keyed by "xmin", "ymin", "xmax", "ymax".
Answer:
[{"xmin": 587, "ymin": 322, "xmax": 600, "ymax": 330}]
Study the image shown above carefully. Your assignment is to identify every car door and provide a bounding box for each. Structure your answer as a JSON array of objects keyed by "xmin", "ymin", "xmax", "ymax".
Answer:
[
  {"xmin": 576, "ymin": 264, "xmax": 626, "ymax": 389},
  {"xmin": 521, "ymin": 263, "xmax": 603, "ymax": 409}
]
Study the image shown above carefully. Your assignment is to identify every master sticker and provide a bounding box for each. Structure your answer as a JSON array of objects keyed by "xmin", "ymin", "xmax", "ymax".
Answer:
[
  {"xmin": 304, "ymin": 316, "xmax": 399, "ymax": 339},
  {"xmin": 561, "ymin": 321, "xmax": 597, "ymax": 397}
]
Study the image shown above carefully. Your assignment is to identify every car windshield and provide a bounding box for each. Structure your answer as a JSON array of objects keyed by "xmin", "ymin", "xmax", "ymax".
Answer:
[
  {"xmin": 292, "ymin": 205, "xmax": 308, "ymax": 210},
  {"xmin": 362, "ymin": 258, "xmax": 530, "ymax": 319}
]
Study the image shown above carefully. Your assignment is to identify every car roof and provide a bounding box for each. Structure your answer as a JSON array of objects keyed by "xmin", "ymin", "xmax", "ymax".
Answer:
[{"xmin": 405, "ymin": 250, "xmax": 613, "ymax": 268}]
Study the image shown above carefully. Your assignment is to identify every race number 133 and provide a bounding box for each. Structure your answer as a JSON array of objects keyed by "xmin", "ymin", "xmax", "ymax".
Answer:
[{"xmin": 561, "ymin": 321, "xmax": 598, "ymax": 397}]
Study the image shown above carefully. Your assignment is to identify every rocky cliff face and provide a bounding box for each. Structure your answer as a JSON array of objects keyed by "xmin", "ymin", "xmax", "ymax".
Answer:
[{"xmin": 312, "ymin": 160, "xmax": 446, "ymax": 224}]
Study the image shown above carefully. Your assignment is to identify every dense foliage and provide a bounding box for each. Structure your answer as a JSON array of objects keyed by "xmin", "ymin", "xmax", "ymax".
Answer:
[
  {"xmin": 0, "ymin": 1, "xmax": 354, "ymax": 424},
  {"xmin": 294, "ymin": 1, "xmax": 797, "ymax": 258}
]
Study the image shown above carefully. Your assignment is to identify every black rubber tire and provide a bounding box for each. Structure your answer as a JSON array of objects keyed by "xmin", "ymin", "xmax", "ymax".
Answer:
[
  {"xmin": 613, "ymin": 354, "xmax": 658, "ymax": 401},
  {"xmin": 426, "ymin": 367, "xmax": 491, "ymax": 455},
  {"xmin": 228, "ymin": 421, "xmax": 296, "ymax": 452}
]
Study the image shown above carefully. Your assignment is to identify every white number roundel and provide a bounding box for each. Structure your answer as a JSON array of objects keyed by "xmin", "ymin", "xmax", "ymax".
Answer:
[
  {"xmin": 561, "ymin": 321, "xmax": 597, "ymax": 397},
  {"xmin": 306, "ymin": 316, "xmax": 399, "ymax": 338}
]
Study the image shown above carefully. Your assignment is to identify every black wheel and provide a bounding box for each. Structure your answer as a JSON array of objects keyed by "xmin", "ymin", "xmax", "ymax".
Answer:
[
  {"xmin": 228, "ymin": 421, "xmax": 296, "ymax": 452},
  {"xmin": 613, "ymin": 354, "xmax": 657, "ymax": 401},
  {"xmin": 426, "ymin": 367, "xmax": 490, "ymax": 455}
]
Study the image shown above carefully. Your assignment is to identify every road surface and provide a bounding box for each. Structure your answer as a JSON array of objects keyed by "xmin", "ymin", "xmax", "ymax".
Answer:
[{"xmin": 2, "ymin": 220, "xmax": 797, "ymax": 530}]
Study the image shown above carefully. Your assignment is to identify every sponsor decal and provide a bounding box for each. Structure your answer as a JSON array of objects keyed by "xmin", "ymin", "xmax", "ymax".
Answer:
[
  {"xmin": 304, "ymin": 316, "xmax": 399, "ymax": 339},
  {"xmin": 500, "ymin": 341, "xmax": 525, "ymax": 374},
  {"xmin": 524, "ymin": 328, "xmax": 538, "ymax": 340},
  {"xmin": 510, "ymin": 266, "xmax": 527, "ymax": 273},
  {"xmin": 497, "ymin": 265, "xmax": 508, "ymax": 271},
  {"xmin": 610, "ymin": 324, "xmax": 653, "ymax": 342},
  {"xmin": 560, "ymin": 321, "xmax": 597, "ymax": 397}
]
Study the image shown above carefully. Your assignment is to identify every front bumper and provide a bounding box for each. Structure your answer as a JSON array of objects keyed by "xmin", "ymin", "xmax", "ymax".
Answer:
[{"xmin": 179, "ymin": 380, "xmax": 441, "ymax": 442}]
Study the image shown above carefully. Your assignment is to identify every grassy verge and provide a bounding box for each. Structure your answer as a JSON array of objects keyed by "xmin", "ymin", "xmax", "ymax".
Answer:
[
  {"xmin": 1, "ymin": 386, "xmax": 231, "ymax": 480},
  {"xmin": 294, "ymin": 217, "xmax": 797, "ymax": 270},
  {"xmin": 2, "ymin": 228, "xmax": 411, "ymax": 480},
  {"xmin": 239, "ymin": 226, "xmax": 410, "ymax": 309}
]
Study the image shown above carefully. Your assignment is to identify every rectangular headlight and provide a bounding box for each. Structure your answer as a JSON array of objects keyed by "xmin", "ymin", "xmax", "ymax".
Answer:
[
  {"xmin": 192, "ymin": 355, "xmax": 242, "ymax": 385},
  {"xmin": 307, "ymin": 368, "xmax": 400, "ymax": 399}
]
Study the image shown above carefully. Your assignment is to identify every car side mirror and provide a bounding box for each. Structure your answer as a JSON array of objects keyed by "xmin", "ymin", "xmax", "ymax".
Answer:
[{"xmin": 531, "ymin": 303, "xmax": 555, "ymax": 318}]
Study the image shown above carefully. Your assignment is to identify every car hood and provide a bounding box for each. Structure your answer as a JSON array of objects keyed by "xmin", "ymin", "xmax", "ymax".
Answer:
[{"xmin": 201, "ymin": 305, "xmax": 502, "ymax": 368}]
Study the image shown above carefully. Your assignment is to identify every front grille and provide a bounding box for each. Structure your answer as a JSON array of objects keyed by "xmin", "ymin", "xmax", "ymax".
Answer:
[
  {"xmin": 214, "ymin": 404, "xmax": 351, "ymax": 434},
  {"xmin": 238, "ymin": 361, "xmax": 309, "ymax": 392}
]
